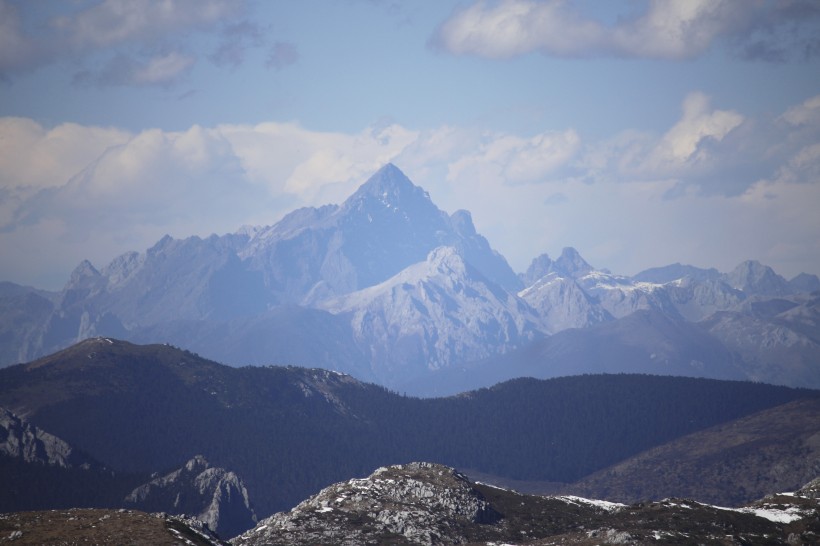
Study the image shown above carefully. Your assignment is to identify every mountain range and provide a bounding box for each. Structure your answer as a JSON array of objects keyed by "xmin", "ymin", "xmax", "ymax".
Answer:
[
  {"xmin": 1, "ymin": 338, "xmax": 819, "ymax": 539},
  {"xmin": 1, "ymin": 163, "xmax": 818, "ymax": 396}
]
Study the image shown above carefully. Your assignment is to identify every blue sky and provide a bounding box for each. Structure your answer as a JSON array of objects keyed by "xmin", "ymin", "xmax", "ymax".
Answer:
[{"xmin": 2, "ymin": 0, "xmax": 820, "ymax": 290}]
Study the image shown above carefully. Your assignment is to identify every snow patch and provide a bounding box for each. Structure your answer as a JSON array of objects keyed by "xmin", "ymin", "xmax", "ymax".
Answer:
[{"xmin": 557, "ymin": 495, "xmax": 625, "ymax": 512}]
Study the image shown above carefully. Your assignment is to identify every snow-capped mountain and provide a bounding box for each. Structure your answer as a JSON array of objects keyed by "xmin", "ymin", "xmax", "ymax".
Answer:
[
  {"xmin": 0, "ymin": 164, "xmax": 819, "ymax": 394},
  {"xmin": 319, "ymin": 246, "xmax": 541, "ymax": 383},
  {"xmin": 518, "ymin": 272, "xmax": 610, "ymax": 333},
  {"xmin": 238, "ymin": 162, "xmax": 520, "ymax": 304}
]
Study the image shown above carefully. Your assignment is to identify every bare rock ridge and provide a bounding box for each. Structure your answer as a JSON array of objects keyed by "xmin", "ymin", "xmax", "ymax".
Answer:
[{"xmin": 233, "ymin": 462, "xmax": 500, "ymax": 546}]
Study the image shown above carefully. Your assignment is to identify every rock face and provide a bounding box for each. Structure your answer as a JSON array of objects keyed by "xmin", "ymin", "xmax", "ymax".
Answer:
[
  {"xmin": 124, "ymin": 455, "xmax": 256, "ymax": 539},
  {"xmin": 0, "ymin": 406, "xmax": 95, "ymax": 469},
  {"xmin": 234, "ymin": 462, "xmax": 499, "ymax": 546}
]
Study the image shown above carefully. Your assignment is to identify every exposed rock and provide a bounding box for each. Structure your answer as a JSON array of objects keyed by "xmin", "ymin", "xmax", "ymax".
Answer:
[
  {"xmin": 0, "ymin": 406, "xmax": 95, "ymax": 469},
  {"xmin": 234, "ymin": 462, "xmax": 499, "ymax": 546},
  {"xmin": 124, "ymin": 455, "xmax": 256, "ymax": 539}
]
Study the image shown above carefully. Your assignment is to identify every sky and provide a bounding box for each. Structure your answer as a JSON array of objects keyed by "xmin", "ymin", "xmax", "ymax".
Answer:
[{"xmin": 1, "ymin": 0, "xmax": 820, "ymax": 290}]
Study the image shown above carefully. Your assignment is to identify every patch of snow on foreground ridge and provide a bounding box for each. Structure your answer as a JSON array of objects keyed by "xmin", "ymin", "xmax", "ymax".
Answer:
[
  {"xmin": 716, "ymin": 503, "xmax": 810, "ymax": 524},
  {"xmin": 556, "ymin": 495, "xmax": 626, "ymax": 512}
]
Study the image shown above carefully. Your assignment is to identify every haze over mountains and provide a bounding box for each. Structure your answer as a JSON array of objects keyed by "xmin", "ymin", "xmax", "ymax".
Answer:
[{"xmin": 1, "ymin": 164, "xmax": 819, "ymax": 395}]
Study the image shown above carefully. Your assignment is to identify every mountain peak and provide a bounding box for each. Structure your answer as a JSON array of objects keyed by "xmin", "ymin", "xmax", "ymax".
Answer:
[
  {"xmin": 552, "ymin": 247, "xmax": 593, "ymax": 278},
  {"xmin": 726, "ymin": 260, "xmax": 791, "ymax": 296},
  {"xmin": 67, "ymin": 260, "xmax": 100, "ymax": 283},
  {"xmin": 342, "ymin": 163, "xmax": 431, "ymax": 212}
]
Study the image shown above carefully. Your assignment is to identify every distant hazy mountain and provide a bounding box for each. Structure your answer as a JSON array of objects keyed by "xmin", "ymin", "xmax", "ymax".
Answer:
[
  {"xmin": 633, "ymin": 263, "xmax": 721, "ymax": 284},
  {"xmin": 0, "ymin": 164, "xmax": 819, "ymax": 394},
  {"xmin": 318, "ymin": 246, "xmax": 542, "ymax": 383}
]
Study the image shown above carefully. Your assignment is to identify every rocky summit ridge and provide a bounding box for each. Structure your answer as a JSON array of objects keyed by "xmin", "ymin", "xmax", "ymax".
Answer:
[{"xmin": 234, "ymin": 462, "xmax": 499, "ymax": 546}]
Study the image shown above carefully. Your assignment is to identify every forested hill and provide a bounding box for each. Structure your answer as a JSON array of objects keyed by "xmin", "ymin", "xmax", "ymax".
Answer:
[{"xmin": 1, "ymin": 338, "xmax": 817, "ymax": 519}]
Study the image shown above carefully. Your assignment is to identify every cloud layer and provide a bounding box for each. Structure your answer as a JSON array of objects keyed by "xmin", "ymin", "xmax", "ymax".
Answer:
[
  {"xmin": 432, "ymin": 0, "xmax": 820, "ymax": 60},
  {"xmin": 1, "ymin": 91, "xmax": 819, "ymax": 288}
]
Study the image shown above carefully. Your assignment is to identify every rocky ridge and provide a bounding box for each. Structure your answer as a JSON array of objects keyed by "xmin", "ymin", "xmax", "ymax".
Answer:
[
  {"xmin": 234, "ymin": 462, "xmax": 499, "ymax": 546},
  {"xmin": 233, "ymin": 461, "xmax": 820, "ymax": 545}
]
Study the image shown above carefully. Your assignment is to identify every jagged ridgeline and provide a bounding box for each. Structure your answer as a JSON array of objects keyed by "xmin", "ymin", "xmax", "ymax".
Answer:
[
  {"xmin": 1, "ymin": 338, "xmax": 818, "ymax": 523},
  {"xmin": 2, "ymin": 164, "xmax": 819, "ymax": 396}
]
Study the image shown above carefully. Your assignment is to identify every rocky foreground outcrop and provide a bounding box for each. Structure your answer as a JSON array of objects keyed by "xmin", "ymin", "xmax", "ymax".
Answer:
[
  {"xmin": 234, "ymin": 461, "xmax": 820, "ymax": 545},
  {"xmin": 233, "ymin": 462, "xmax": 499, "ymax": 546}
]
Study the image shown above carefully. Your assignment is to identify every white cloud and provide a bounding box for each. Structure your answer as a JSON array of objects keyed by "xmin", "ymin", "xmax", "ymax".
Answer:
[
  {"xmin": 781, "ymin": 94, "xmax": 820, "ymax": 127},
  {"xmin": 432, "ymin": 0, "xmax": 820, "ymax": 61},
  {"xmin": 219, "ymin": 121, "xmax": 419, "ymax": 205},
  {"xmin": 0, "ymin": 117, "xmax": 131, "ymax": 193},
  {"xmin": 640, "ymin": 92, "xmax": 744, "ymax": 173},
  {"xmin": 610, "ymin": 0, "xmax": 739, "ymax": 59},
  {"xmin": 432, "ymin": 0, "xmax": 604, "ymax": 59},
  {"xmin": 447, "ymin": 129, "xmax": 580, "ymax": 185}
]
